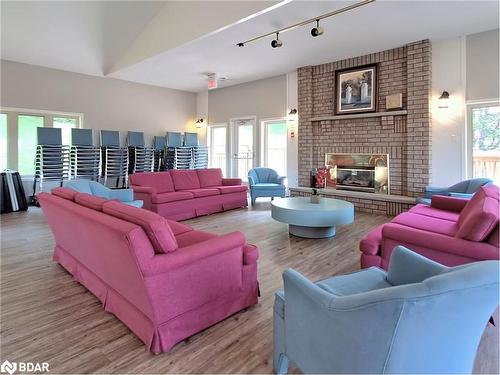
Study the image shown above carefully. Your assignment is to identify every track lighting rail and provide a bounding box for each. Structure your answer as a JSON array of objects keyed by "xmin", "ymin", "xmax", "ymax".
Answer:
[{"xmin": 236, "ymin": 0, "xmax": 375, "ymax": 47}]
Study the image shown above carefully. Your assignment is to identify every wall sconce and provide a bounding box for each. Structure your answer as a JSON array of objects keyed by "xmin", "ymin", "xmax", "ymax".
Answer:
[
  {"xmin": 195, "ymin": 118, "xmax": 204, "ymax": 128},
  {"xmin": 438, "ymin": 91, "xmax": 450, "ymax": 108},
  {"xmin": 288, "ymin": 109, "xmax": 297, "ymax": 115}
]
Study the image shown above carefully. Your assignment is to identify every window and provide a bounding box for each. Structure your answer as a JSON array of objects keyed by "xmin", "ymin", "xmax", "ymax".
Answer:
[
  {"xmin": 53, "ymin": 117, "xmax": 78, "ymax": 146},
  {"xmin": 18, "ymin": 115, "xmax": 44, "ymax": 175},
  {"xmin": 0, "ymin": 114, "xmax": 7, "ymax": 170},
  {"xmin": 208, "ymin": 125, "xmax": 227, "ymax": 175},
  {"xmin": 262, "ymin": 119, "xmax": 287, "ymax": 177},
  {"xmin": 469, "ymin": 104, "xmax": 500, "ymax": 185},
  {"xmin": 1, "ymin": 108, "xmax": 81, "ymax": 175}
]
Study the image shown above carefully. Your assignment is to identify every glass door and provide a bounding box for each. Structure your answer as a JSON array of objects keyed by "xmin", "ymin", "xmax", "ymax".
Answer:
[
  {"xmin": 262, "ymin": 119, "xmax": 287, "ymax": 177},
  {"xmin": 208, "ymin": 124, "xmax": 228, "ymax": 175},
  {"xmin": 231, "ymin": 118, "xmax": 255, "ymax": 181}
]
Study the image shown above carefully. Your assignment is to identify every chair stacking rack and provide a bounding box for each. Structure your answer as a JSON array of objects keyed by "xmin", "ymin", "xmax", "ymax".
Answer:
[
  {"xmin": 185, "ymin": 132, "xmax": 208, "ymax": 169},
  {"xmin": 127, "ymin": 131, "xmax": 155, "ymax": 174},
  {"xmin": 164, "ymin": 132, "xmax": 192, "ymax": 170},
  {"xmin": 32, "ymin": 128, "xmax": 70, "ymax": 203},
  {"xmin": 153, "ymin": 136, "xmax": 166, "ymax": 171},
  {"xmin": 100, "ymin": 130, "xmax": 129, "ymax": 188},
  {"xmin": 69, "ymin": 128, "xmax": 100, "ymax": 181}
]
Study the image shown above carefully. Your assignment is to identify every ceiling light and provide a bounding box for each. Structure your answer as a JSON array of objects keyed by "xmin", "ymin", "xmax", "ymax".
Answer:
[
  {"xmin": 311, "ymin": 20, "xmax": 324, "ymax": 37},
  {"xmin": 271, "ymin": 33, "xmax": 283, "ymax": 48},
  {"xmin": 235, "ymin": 0, "xmax": 374, "ymax": 48}
]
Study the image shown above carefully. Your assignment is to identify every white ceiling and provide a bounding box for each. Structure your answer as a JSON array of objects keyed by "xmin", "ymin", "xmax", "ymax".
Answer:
[
  {"xmin": 2, "ymin": 1, "xmax": 499, "ymax": 93},
  {"xmin": 1, "ymin": 1, "xmax": 163, "ymax": 76}
]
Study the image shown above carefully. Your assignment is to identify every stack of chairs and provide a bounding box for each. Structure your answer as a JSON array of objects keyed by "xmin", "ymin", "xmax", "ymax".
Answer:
[
  {"xmin": 185, "ymin": 132, "xmax": 208, "ymax": 169},
  {"xmin": 32, "ymin": 128, "xmax": 70, "ymax": 202},
  {"xmin": 100, "ymin": 130, "xmax": 128, "ymax": 188},
  {"xmin": 69, "ymin": 128, "xmax": 100, "ymax": 181},
  {"xmin": 127, "ymin": 131, "xmax": 155, "ymax": 174},
  {"xmin": 164, "ymin": 132, "xmax": 192, "ymax": 170},
  {"xmin": 153, "ymin": 136, "xmax": 166, "ymax": 171}
]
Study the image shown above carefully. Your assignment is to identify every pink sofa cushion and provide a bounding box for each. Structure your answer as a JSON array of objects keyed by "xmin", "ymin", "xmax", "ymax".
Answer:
[
  {"xmin": 217, "ymin": 185, "xmax": 248, "ymax": 194},
  {"xmin": 409, "ymin": 204, "xmax": 460, "ymax": 222},
  {"xmin": 182, "ymin": 188, "xmax": 220, "ymax": 198},
  {"xmin": 486, "ymin": 226, "xmax": 499, "ymax": 248},
  {"xmin": 197, "ymin": 169, "xmax": 223, "ymax": 188},
  {"xmin": 170, "ymin": 170, "xmax": 201, "ymax": 190},
  {"xmin": 392, "ymin": 212, "xmax": 458, "ymax": 237},
  {"xmin": 458, "ymin": 185, "xmax": 499, "ymax": 226},
  {"xmin": 166, "ymin": 220, "xmax": 192, "ymax": 236},
  {"xmin": 102, "ymin": 201, "xmax": 178, "ymax": 253},
  {"xmin": 456, "ymin": 196, "xmax": 499, "ymax": 241},
  {"xmin": 175, "ymin": 230, "xmax": 218, "ymax": 248},
  {"xmin": 51, "ymin": 187, "xmax": 76, "ymax": 200},
  {"xmin": 130, "ymin": 172, "xmax": 174, "ymax": 193},
  {"xmin": 151, "ymin": 191, "xmax": 194, "ymax": 204},
  {"xmin": 74, "ymin": 192, "xmax": 107, "ymax": 211}
]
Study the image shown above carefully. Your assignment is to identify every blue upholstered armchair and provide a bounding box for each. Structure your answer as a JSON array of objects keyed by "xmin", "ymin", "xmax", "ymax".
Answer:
[
  {"xmin": 248, "ymin": 167, "xmax": 286, "ymax": 205},
  {"xmin": 416, "ymin": 177, "xmax": 492, "ymax": 205},
  {"xmin": 273, "ymin": 246, "xmax": 499, "ymax": 374},
  {"xmin": 65, "ymin": 180, "xmax": 143, "ymax": 207}
]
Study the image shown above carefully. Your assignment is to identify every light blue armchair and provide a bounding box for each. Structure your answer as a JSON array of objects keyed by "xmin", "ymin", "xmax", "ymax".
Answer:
[
  {"xmin": 273, "ymin": 246, "xmax": 499, "ymax": 374},
  {"xmin": 65, "ymin": 179, "xmax": 143, "ymax": 208},
  {"xmin": 416, "ymin": 177, "xmax": 492, "ymax": 205},
  {"xmin": 248, "ymin": 167, "xmax": 286, "ymax": 205}
]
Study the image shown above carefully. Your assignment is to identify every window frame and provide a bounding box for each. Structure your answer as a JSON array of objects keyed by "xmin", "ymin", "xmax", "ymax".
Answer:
[
  {"xmin": 0, "ymin": 107, "xmax": 83, "ymax": 176},
  {"xmin": 260, "ymin": 117, "xmax": 288, "ymax": 177},
  {"xmin": 465, "ymin": 100, "xmax": 500, "ymax": 179}
]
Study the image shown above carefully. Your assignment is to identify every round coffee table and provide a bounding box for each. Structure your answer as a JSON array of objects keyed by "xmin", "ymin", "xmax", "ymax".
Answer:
[{"xmin": 271, "ymin": 197, "xmax": 354, "ymax": 238}]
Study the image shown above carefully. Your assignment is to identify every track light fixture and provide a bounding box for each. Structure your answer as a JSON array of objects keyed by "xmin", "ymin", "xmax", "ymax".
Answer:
[
  {"xmin": 271, "ymin": 33, "xmax": 283, "ymax": 48},
  {"xmin": 311, "ymin": 20, "xmax": 324, "ymax": 37},
  {"xmin": 236, "ymin": 0, "xmax": 374, "ymax": 48}
]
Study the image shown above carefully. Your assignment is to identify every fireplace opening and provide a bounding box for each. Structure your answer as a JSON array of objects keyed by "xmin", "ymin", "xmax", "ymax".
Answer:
[{"xmin": 336, "ymin": 166, "xmax": 375, "ymax": 192}]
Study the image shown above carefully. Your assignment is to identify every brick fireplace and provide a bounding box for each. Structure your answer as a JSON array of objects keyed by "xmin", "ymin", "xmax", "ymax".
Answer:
[{"xmin": 296, "ymin": 40, "xmax": 432, "ymax": 199}]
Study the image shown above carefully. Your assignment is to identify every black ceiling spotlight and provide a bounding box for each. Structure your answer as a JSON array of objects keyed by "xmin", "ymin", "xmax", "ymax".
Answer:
[
  {"xmin": 311, "ymin": 19, "xmax": 324, "ymax": 37},
  {"xmin": 235, "ymin": 0, "xmax": 374, "ymax": 48},
  {"xmin": 271, "ymin": 32, "xmax": 283, "ymax": 48}
]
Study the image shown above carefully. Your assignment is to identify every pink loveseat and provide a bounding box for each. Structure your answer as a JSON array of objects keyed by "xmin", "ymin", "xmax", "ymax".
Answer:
[
  {"xmin": 129, "ymin": 169, "xmax": 248, "ymax": 220},
  {"xmin": 38, "ymin": 187, "xmax": 259, "ymax": 353},
  {"xmin": 360, "ymin": 185, "xmax": 499, "ymax": 269}
]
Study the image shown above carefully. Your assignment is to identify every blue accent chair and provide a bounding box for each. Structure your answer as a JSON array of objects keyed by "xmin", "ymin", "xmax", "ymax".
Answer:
[
  {"xmin": 248, "ymin": 167, "xmax": 286, "ymax": 205},
  {"xmin": 65, "ymin": 180, "xmax": 143, "ymax": 208},
  {"xmin": 273, "ymin": 246, "xmax": 499, "ymax": 374},
  {"xmin": 416, "ymin": 177, "xmax": 492, "ymax": 205}
]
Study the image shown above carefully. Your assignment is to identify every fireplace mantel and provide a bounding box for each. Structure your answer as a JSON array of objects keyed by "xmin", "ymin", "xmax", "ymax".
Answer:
[{"xmin": 310, "ymin": 110, "xmax": 407, "ymax": 122}]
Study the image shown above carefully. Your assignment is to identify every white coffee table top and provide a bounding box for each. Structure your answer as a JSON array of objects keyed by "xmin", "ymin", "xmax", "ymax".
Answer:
[{"xmin": 271, "ymin": 197, "xmax": 354, "ymax": 228}]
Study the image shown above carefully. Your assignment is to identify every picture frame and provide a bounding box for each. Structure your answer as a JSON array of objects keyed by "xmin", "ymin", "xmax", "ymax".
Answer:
[{"xmin": 334, "ymin": 64, "xmax": 377, "ymax": 115}]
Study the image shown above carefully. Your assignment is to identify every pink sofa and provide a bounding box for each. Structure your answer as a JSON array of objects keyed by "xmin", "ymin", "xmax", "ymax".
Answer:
[
  {"xmin": 129, "ymin": 169, "xmax": 248, "ymax": 220},
  {"xmin": 38, "ymin": 187, "xmax": 259, "ymax": 353},
  {"xmin": 360, "ymin": 185, "xmax": 499, "ymax": 269}
]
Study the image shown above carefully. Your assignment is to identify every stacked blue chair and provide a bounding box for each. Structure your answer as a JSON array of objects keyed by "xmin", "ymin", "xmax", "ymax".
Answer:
[
  {"xmin": 273, "ymin": 246, "xmax": 499, "ymax": 374},
  {"xmin": 248, "ymin": 167, "xmax": 286, "ymax": 205}
]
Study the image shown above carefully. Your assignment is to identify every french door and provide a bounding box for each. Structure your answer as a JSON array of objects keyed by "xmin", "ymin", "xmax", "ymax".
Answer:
[
  {"xmin": 207, "ymin": 124, "xmax": 228, "ymax": 176},
  {"xmin": 262, "ymin": 118, "xmax": 287, "ymax": 177},
  {"xmin": 230, "ymin": 117, "xmax": 256, "ymax": 181}
]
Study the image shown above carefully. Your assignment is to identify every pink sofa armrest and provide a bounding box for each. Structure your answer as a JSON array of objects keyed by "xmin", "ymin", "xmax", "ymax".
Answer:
[
  {"xmin": 144, "ymin": 231, "xmax": 247, "ymax": 275},
  {"xmin": 430, "ymin": 195, "xmax": 468, "ymax": 213},
  {"xmin": 382, "ymin": 223, "xmax": 499, "ymax": 261},
  {"xmin": 130, "ymin": 185, "xmax": 156, "ymax": 210},
  {"xmin": 222, "ymin": 178, "xmax": 242, "ymax": 186},
  {"xmin": 243, "ymin": 244, "xmax": 259, "ymax": 265}
]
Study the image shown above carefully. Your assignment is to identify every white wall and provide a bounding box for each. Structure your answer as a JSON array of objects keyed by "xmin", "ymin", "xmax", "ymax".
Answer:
[
  {"xmin": 1, "ymin": 60, "xmax": 197, "ymax": 145},
  {"xmin": 431, "ymin": 37, "xmax": 466, "ymax": 186},
  {"xmin": 466, "ymin": 29, "xmax": 500, "ymax": 101},
  {"xmin": 207, "ymin": 75, "xmax": 287, "ymax": 172}
]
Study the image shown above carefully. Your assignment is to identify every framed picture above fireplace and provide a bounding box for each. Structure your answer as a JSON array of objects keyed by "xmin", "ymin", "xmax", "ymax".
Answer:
[{"xmin": 335, "ymin": 64, "xmax": 377, "ymax": 115}]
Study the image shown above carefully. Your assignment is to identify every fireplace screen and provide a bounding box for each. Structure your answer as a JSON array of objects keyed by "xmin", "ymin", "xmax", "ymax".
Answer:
[{"xmin": 337, "ymin": 167, "xmax": 375, "ymax": 191}]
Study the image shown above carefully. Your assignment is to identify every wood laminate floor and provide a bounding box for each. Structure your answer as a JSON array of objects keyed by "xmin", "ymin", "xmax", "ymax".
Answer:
[{"xmin": 1, "ymin": 202, "xmax": 498, "ymax": 374}]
